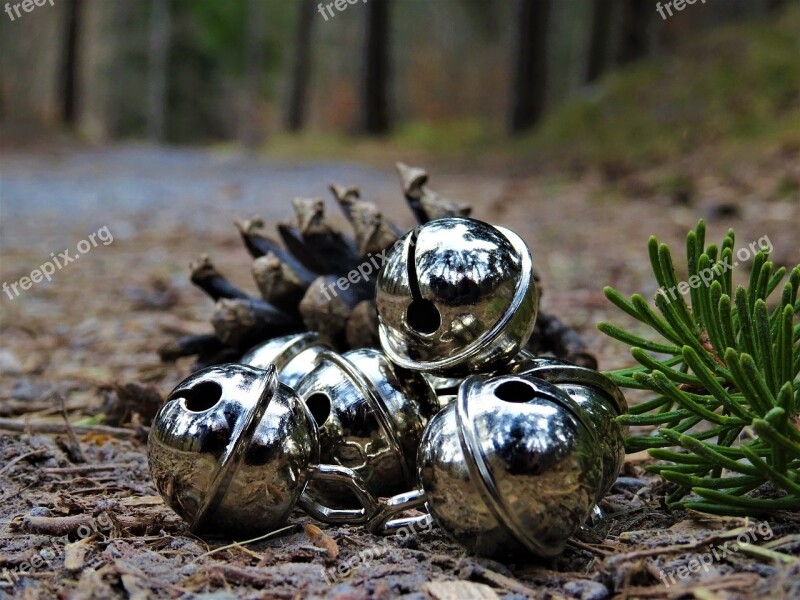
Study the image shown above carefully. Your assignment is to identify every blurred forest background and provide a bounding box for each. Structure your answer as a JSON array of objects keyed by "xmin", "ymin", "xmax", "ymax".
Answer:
[{"xmin": 2, "ymin": 0, "xmax": 798, "ymax": 167}]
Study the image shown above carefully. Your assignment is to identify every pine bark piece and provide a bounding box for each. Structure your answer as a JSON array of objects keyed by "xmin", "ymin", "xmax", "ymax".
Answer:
[
  {"xmin": 278, "ymin": 223, "xmax": 360, "ymax": 274},
  {"xmin": 527, "ymin": 311, "xmax": 598, "ymax": 369},
  {"xmin": 278, "ymin": 198, "xmax": 360, "ymax": 274},
  {"xmin": 211, "ymin": 298, "xmax": 302, "ymax": 348},
  {"xmin": 251, "ymin": 251, "xmax": 309, "ymax": 311},
  {"xmin": 299, "ymin": 276, "xmax": 373, "ymax": 347},
  {"xmin": 158, "ymin": 333, "xmax": 225, "ymax": 362},
  {"xmin": 346, "ymin": 299, "xmax": 381, "ymax": 349},
  {"xmin": 193, "ymin": 347, "xmax": 242, "ymax": 370},
  {"xmin": 330, "ymin": 184, "xmax": 401, "ymax": 257},
  {"xmin": 396, "ymin": 162, "xmax": 471, "ymax": 223},
  {"xmin": 235, "ymin": 217, "xmax": 318, "ymax": 284},
  {"xmin": 329, "ymin": 184, "xmax": 362, "ymax": 221},
  {"xmin": 190, "ymin": 255, "xmax": 250, "ymax": 301}
]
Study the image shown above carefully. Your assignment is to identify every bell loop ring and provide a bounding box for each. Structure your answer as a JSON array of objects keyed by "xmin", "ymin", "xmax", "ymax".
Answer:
[
  {"xmin": 298, "ymin": 464, "xmax": 377, "ymax": 525},
  {"xmin": 297, "ymin": 464, "xmax": 432, "ymax": 535}
]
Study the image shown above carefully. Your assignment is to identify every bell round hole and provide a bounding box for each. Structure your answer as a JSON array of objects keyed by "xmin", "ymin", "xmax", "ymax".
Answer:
[
  {"xmin": 179, "ymin": 380, "xmax": 223, "ymax": 412},
  {"xmin": 406, "ymin": 299, "xmax": 441, "ymax": 335},
  {"xmin": 305, "ymin": 393, "xmax": 331, "ymax": 426},
  {"xmin": 494, "ymin": 380, "xmax": 537, "ymax": 403}
]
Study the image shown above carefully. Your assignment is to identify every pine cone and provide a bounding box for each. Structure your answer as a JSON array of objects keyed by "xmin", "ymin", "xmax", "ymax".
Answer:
[{"xmin": 158, "ymin": 164, "xmax": 597, "ymax": 370}]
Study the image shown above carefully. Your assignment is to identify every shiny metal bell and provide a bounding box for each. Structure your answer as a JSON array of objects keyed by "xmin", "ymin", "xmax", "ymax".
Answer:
[
  {"xmin": 241, "ymin": 332, "xmax": 332, "ymax": 389},
  {"xmin": 149, "ymin": 364, "xmax": 384, "ymax": 535},
  {"xmin": 376, "ymin": 217, "xmax": 539, "ymax": 377},
  {"xmin": 294, "ymin": 348, "xmax": 437, "ymax": 501},
  {"xmin": 148, "ymin": 364, "xmax": 316, "ymax": 533},
  {"xmin": 508, "ymin": 357, "xmax": 628, "ymax": 499},
  {"xmin": 416, "ymin": 373, "xmax": 606, "ymax": 559}
]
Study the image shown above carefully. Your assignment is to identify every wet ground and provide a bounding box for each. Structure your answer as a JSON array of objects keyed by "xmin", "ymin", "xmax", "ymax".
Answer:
[{"xmin": 1, "ymin": 144, "xmax": 798, "ymax": 598}]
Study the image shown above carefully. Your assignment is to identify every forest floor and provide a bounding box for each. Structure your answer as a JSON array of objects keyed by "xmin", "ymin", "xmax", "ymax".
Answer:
[{"xmin": 0, "ymin": 137, "xmax": 798, "ymax": 599}]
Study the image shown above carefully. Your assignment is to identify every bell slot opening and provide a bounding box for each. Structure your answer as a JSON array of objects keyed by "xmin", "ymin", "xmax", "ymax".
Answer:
[
  {"xmin": 494, "ymin": 380, "xmax": 537, "ymax": 403},
  {"xmin": 406, "ymin": 299, "xmax": 441, "ymax": 335},
  {"xmin": 177, "ymin": 380, "xmax": 223, "ymax": 412},
  {"xmin": 305, "ymin": 392, "xmax": 332, "ymax": 426}
]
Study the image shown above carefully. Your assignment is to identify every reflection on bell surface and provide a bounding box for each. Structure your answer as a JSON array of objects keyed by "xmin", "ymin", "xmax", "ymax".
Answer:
[{"xmin": 507, "ymin": 356, "xmax": 628, "ymax": 499}]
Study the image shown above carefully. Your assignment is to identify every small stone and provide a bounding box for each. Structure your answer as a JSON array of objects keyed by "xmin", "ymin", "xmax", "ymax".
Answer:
[
  {"xmin": 0, "ymin": 349, "xmax": 23, "ymax": 374},
  {"xmin": 30, "ymin": 507, "xmax": 52, "ymax": 517},
  {"xmin": 612, "ymin": 477, "xmax": 648, "ymax": 493},
  {"xmin": 564, "ymin": 580, "xmax": 609, "ymax": 600},
  {"xmin": 40, "ymin": 547, "xmax": 58, "ymax": 561}
]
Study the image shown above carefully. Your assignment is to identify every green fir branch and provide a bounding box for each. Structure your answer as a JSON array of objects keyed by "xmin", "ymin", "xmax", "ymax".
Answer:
[{"xmin": 600, "ymin": 220, "xmax": 800, "ymax": 516}]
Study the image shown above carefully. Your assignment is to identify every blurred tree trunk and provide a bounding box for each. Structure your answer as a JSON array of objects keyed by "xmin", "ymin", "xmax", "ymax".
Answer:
[
  {"xmin": 240, "ymin": 0, "xmax": 266, "ymax": 148},
  {"xmin": 616, "ymin": 0, "xmax": 654, "ymax": 65},
  {"xmin": 286, "ymin": 0, "xmax": 315, "ymax": 132},
  {"xmin": 586, "ymin": 0, "xmax": 620, "ymax": 83},
  {"xmin": 359, "ymin": 0, "xmax": 391, "ymax": 135},
  {"xmin": 61, "ymin": 0, "xmax": 82, "ymax": 125},
  {"xmin": 509, "ymin": 0, "xmax": 550, "ymax": 134},
  {"xmin": 147, "ymin": 0, "xmax": 171, "ymax": 142},
  {"xmin": 0, "ymin": 0, "xmax": 67, "ymax": 125}
]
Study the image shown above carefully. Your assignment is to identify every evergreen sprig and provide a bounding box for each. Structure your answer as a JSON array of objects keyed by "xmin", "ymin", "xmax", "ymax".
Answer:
[{"xmin": 599, "ymin": 220, "xmax": 800, "ymax": 515}]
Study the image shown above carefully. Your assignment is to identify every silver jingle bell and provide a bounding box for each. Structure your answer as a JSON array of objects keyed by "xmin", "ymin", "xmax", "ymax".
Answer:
[
  {"xmin": 241, "ymin": 332, "xmax": 332, "ymax": 389},
  {"xmin": 508, "ymin": 357, "xmax": 628, "ymax": 499},
  {"xmin": 416, "ymin": 373, "xmax": 604, "ymax": 559},
  {"xmin": 148, "ymin": 364, "xmax": 380, "ymax": 535},
  {"xmin": 294, "ymin": 348, "xmax": 437, "ymax": 502},
  {"xmin": 148, "ymin": 364, "xmax": 317, "ymax": 534},
  {"xmin": 376, "ymin": 217, "xmax": 539, "ymax": 377}
]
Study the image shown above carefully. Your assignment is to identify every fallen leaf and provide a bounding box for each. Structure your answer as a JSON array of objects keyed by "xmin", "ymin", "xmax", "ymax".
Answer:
[
  {"xmin": 80, "ymin": 432, "xmax": 113, "ymax": 445},
  {"xmin": 422, "ymin": 581, "xmax": 500, "ymax": 600},
  {"xmin": 64, "ymin": 537, "xmax": 92, "ymax": 572},
  {"xmin": 119, "ymin": 496, "xmax": 164, "ymax": 507}
]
